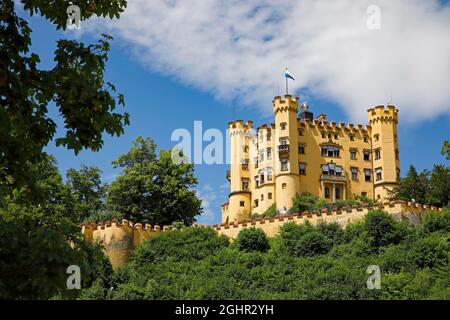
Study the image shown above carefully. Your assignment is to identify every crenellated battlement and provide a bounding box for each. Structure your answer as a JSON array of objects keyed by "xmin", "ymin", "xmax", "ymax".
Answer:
[
  {"xmin": 367, "ymin": 105, "xmax": 399, "ymax": 124},
  {"xmin": 83, "ymin": 201, "xmax": 442, "ymax": 268},
  {"xmin": 273, "ymin": 95, "xmax": 299, "ymax": 114}
]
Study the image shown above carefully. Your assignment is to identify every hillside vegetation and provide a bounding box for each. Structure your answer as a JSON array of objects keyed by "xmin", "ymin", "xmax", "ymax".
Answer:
[{"xmin": 80, "ymin": 208, "xmax": 450, "ymax": 300}]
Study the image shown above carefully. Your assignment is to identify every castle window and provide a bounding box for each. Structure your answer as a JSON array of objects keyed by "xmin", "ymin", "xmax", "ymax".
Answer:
[
  {"xmin": 364, "ymin": 169, "xmax": 372, "ymax": 182},
  {"xmin": 351, "ymin": 167, "xmax": 358, "ymax": 180},
  {"xmin": 282, "ymin": 183, "xmax": 287, "ymax": 190},
  {"xmin": 350, "ymin": 134, "xmax": 355, "ymax": 141},
  {"xmin": 334, "ymin": 134, "xmax": 338, "ymax": 140},
  {"xmin": 324, "ymin": 187, "xmax": 330, "ymax": 198},
  {"xmin": 375, "ymin": 168, "xmax": 382, "ymax": 181},
  {"xmin": 298, "ymin": 145, "xmax": 305, "ymax": 155},
  {"xmin": 364, "ymin": 150, "xmax": 371, "ymax": 161},
  {"xmin": 299, "ymin": 129, "xmax": 304, "ymax": 136},
  {"xmin": 267, "ymin": 133, "xmax": 271, "ymax": 141},
  {"xmin": 268, "ymin": 192, "xmax": 273, "ymax": 200},
  {"xmin": 258, "ymin": 150, "xmax": 265, "ymax": 162},
  {"xmin": 350, "ymin": 149, "xmax": 357, "ymax": 160},
  {"xmin": 374, "ymin": 134, "xmax": 380, "ymax": 142},
  {"xmin": 255, "ymin": 176, "xmax": 259, "ymax": 187},
  {"xmin": 260, "ymin": 173, "xmax": 265, "ymax": 184},
  {"xmin": 335, "ymin": 187, "xmax": 341, "ymax": 200},
  {"xmin": 267, "ymin": 168, "xmax": 273, "ymax": 181},
  {"xmin": 242, "ymin": 179, "xmax": 249, "ymax": 190},
  {"xmin": 364, "ymin": 136, "xmax": 369, "ymax": 143},
  {"xmin": 261, "ymin": 194, "xmax": 264, "ymax": 201},
  {"xmin": 299, "ymin": 163, "xmax": 306, "ymax": 175},
  {"xmin": 240, "ymin": 201, "xmax": 245, "ymax": 207},
  {"xmin": 322, "ymin": 145, "xmax": 340, "ymax": 158},
  {"xmin": 375, "ymin": 149, "xmax": 381, "ymax": 160},
  {"xmin": 254, "ymin": 199, "xmax": 259, "ymax": 207},
  {"xmin": 259, "ymin": 134, "xmax": 264, "ymax": 143},
  {"xmin": 267, "ymin": 148, "xmax": 272, "ymax": 160},
  {"xmin": 242, "ymin": 145, "xmax": 249, "ymax": 153},
  {"xmin": 281, "ymin": 158, "xmax": 288, "ymax": 171},
  {"xmin": 322, "ymin": 132, "xmax": 326, "ymax": 138},
  {"xmin": 280, "ymin": 122, "xmax": 287, "ymax": 130}
]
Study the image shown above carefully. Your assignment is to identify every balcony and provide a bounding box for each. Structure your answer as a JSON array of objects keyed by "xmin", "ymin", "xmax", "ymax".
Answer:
[
  {"xmin": 277, "ymin": 144, "xmax": 290, "ymax": 153},
  {"xmin": 320, "ymin": 174, "xmax": 347, "ymax": 182}
]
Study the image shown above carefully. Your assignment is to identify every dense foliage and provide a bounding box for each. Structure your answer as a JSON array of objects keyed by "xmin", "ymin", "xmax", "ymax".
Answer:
[
  {"xmin": 235, "ymin": 228, "xmax": 269, "ymax": 253},
  {"xmin": 80, "ymin": 209, "xmax": 450, "ymax": 300},
  {"xmin": 0, "ymin": 155, "xmax": 113, "ymax": 299},
  {"xmin": 0, "ymin": 0, "xmax": 129, "ymax": 205},
  {"xmin": 390, "ymin": 165, "xmax": 449, "ymax": 207},
  {"xmin": 107, "ymin": 136, "xmax": 202, "ymax": 225}
]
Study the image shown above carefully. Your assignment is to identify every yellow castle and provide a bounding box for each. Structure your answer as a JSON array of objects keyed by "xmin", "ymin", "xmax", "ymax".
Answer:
[{"xmin": 222, "ymin": 95, "xmax": 400, "ymax": 224}]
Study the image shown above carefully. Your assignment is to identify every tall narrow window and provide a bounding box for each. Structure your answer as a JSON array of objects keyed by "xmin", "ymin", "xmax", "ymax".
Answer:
[
  {"xmin": 375, "ymin": 168, "xmax": 382, "ymax": 181},
  {"xmin": 299, "ymin": 163, "xmax": 306, "ymax": 175},
  {"xmin": 364, "ymin": 150, "xmax": 370, "ymax": 161},
  {"xmin": 350, "ymin": 134, "xmax": 355, "ymax": 141},
  {"xmin": 267, "ymin": 148, "xmax": 272, "ymax": 160},
  {"xmin": 299, "ymin": 145, "xmax": 305, "ymax": 155},
  {"xmin": 242, "ymin": 179, "xmax": 249, "ymax": 190},
  {"xmin": 350, "ymin": 149, "xmax": 357, "ymax": 160},
  {"xmin": 335, "ymin": 187, "xmax": 341, "ymax": 200},
  {"xmin": 280, "ymin": 122, "xmax": 287, "ymax": 130},
  {"xmin": 351, "ymin": 167, "xmax": 358, "ymax": 180},
  {"xmin": 324, "ymin": 187, "xmax": 330, "ymax": 198},
  {"xmin": 364, "ymin": 169, "xmax": 372, "ymax": 182},
  {"xmin": 268, "ymin": 192, "xmax": 273, "ymax": 200},
  {"xmin": 375, "ymin": 149, "xmax": 381, "ymax": 160},
  {"xmin": 267, "ymin": 168, "xmax": 273, "ymax": 181},
  {"xmin": 281, "ymin": 158, "xmax": 288, "ymax": 171}
]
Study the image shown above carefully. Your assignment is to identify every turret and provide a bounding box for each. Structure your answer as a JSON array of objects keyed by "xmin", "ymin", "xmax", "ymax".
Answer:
[
  {"xmin": 225, "ymin": 120, "xmax": 253, "ymax": 223},
  {"xmin": 367, "ymin": 105, "xmax": 400, "ymax": 201},
  {"xmin": 273, "ymin": 95, "xmax": 300, "ymax": 211}
]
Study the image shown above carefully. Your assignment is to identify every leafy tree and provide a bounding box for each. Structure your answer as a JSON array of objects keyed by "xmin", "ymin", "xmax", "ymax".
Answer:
[
  {"xmin": 107, "ymin": 136, "xmax": 202, "ymax": 225},
  {"xmin": 0, "ymin": 155, "xmax": 112, "ymax": 299},
  {"xmin": 390, "ymin": 165, "xmax": 429, "ymax": 204},
  {"xmin": 363, "ymin": 210, "xmax": 407, "ymax": 251},
  {"xmin": 441, "ymin": 140, "xmax": 450, "ymax": 160},
  {"xmin": 67, "ymin": 165, "xmax": 107, "ymax": 222},
  {"xmin": 235, "ymin": 228, "xmax": 269, "ymax": 253},
  {"xmin": 425, "ymin": 165, "xmax": 450, "ymax": 207},
  {"xmin": 421, "ymin": 208, "xmax": 450, "ymax": 234},
  {"xmin": 289, "ymin": 192, "xmax": 327, "ymax": 213},
  {"xmin": 0, "ymin": 0, "xmax": 129, "ymax": 205}
]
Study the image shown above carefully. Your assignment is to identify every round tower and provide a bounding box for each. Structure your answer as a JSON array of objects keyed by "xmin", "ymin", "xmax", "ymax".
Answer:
[
  {"xmin": 226, "ymin": 120, "xmax": 253, "ymax": 223},
  {"xmin": 367, "ymin": 105, "xmax": 400, "ymax": 201},
  {"xmin": 273, "ymin": 95, "xmax": 300, "ymax": 212}
]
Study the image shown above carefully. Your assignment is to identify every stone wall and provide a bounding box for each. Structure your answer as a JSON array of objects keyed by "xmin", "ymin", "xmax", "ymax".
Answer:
[{"xmin": 82, "ymin": 200, "xmax": 441, "ymax": 268}]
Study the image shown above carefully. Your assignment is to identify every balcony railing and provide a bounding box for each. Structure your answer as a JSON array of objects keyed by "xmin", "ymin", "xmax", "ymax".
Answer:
[
  {"xmin": 278, "ymin": 144, "xmax": 290, "ymax": 153},
  {"xmin": 320, "ymin": 174, "xmax": 347, "ymax": 182}
]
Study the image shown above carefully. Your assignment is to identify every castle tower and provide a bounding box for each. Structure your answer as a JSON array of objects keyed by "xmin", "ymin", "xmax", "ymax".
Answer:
[
  {"xmin": 225, "ymin": 120, "xmax": 253, "ymax": 223},
  {"xmin": 273, "ymin": 95, "xmax": 300, "ymax": 211},
  {"xmin": 367, "ymin": 105, "xmax": 400, "ymax": 201}
]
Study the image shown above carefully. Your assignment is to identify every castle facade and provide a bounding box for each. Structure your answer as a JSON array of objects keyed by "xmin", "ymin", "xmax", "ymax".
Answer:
[{"xmin": 222, "ymin": 95, "xmax": 400, "ymax": 224}]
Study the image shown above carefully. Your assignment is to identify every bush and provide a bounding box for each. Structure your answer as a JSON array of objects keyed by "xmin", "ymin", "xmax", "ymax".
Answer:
[
  {"xmin": 132, "ymin": 227, "xmax": 229, "ymax": 265},
  {"xmin": 279, "ymin": 222, "xmax": 331, "ymax": 257},
  {"xmin": 290, "ymin": 193, "xmax": 327, "ymax": 213},
  {"xmin": 363, "ymin": 210, "xmax": 407, "ymax": 251},
  {"xmin": 236, "ymin": 228, "xmax": 270, "ymax": 253},
  {"xmin": 421, "ymin": 209, "xmax": 450, "ymax": 234}
]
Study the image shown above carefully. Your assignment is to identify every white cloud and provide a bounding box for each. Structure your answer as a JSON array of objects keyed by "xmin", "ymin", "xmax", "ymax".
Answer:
[
  {"xmin": 196, "ymin": 184, "xmax": 218, "ymax": 224},
  {"xmin": 85, "ymin": 0, "xmax": 450, "ymax": 123}
]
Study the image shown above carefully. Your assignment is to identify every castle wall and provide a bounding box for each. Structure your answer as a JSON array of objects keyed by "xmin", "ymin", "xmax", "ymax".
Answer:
[{"xmin": 83, "ymin": 201, "xmax": 441, "ymax": 268}]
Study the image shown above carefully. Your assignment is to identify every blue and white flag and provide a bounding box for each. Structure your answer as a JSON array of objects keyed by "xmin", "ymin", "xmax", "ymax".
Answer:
[{"xmin": 285, "ymin": 69, "xmax": 295, "ymax": 81}]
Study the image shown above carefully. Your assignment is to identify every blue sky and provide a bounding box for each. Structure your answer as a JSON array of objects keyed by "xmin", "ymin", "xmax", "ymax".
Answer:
[{"xmin": 20, "ymin": 2, "xmax": 449, "ymax": 225}]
